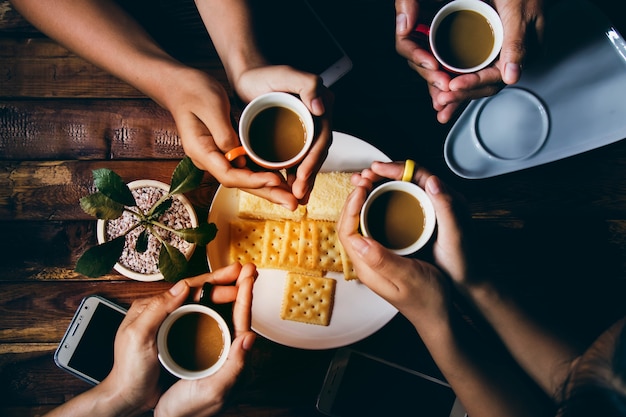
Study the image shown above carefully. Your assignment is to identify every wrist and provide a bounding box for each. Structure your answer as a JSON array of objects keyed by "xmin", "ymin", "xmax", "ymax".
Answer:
[
  {"xmin": 408, "ymin": 301, "xmax": 452, "ymax": 338},
  {"xmin": 225, "ymin": 52, "xmax": 267, "ymax": 92},
  {"xmin": 93, "ymin": 378, "xmax": 147, "ymax": 417},
  {"xmin": 151, "ymin": 65, "xmax": 224, "ymax": 116}
]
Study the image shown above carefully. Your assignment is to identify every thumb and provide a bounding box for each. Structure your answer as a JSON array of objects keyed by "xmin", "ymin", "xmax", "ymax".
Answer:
[
  {"xmin": 345, "ymin": 234, "xmax": 415, "ymax": 298},
  {"xmin": 498, "ymin": 15, "xmax": 524, "ymax": 85},
  {"xmin": 425, "ymin": 176, "xmax": 461, "ymax": 245},
  {"xmin": 424, "ymin": 175, "xmax": 469, "ymax": 282},
  {"xmin": 125, "ymin": 280, "xmax": 190, "ymax": 336},
  {"xmin": 206, "ymin": 331, "xmax": 256, "ymax": 390},
  {"xmin": 395, "ymin": 0, "xmax": 420, "ymax": 35}
]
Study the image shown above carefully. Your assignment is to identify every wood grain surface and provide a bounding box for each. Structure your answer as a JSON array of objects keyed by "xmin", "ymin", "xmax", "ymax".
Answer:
[{"xmin": 2, "ymin": 0, "xmax": 626, "ymax": 416}]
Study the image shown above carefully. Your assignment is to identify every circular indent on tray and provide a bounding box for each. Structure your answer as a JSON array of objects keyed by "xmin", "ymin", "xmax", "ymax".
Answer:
[{"xmin": 473, "ymin": 88, "xmax": 549, "ymax": 160}]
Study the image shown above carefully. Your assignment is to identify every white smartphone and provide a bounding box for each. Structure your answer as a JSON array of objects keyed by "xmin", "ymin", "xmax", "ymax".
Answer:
[
  {"xmin": 316, "ymin": 348, "xmax": 467, "ymax": 417},
  {"xmin": 248, "ymin": 0, "xmax": 352, "ymax": 87},
  {"xmin": 54, "ymin": 295, "xmax": 127, "ymax": 385}
]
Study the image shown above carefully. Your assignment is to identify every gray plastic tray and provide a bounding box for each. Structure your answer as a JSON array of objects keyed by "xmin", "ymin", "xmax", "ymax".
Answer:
[{"xmin": 444, "ymin": 0, "xmax": 626, "ymax": 179}]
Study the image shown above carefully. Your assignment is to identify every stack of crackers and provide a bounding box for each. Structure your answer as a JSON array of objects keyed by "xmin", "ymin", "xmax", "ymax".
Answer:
[{"xmin": 229, "ymin": 171, "xmax": 357, "ymax": 326}]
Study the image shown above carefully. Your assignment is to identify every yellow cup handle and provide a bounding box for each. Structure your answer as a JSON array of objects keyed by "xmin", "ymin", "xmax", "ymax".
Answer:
[{"xmin": 401, "ymin": 159, "xmax": 416, "ymax": 182}]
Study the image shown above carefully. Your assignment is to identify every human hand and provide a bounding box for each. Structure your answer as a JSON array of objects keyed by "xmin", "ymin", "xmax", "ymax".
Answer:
[
  {"xmin": 336, "ymin": 161, "xmax": 473, "ymax": 322},
  {"xmin": 153, "ymin": 263, "xmax": 256, "ymax": 417},
  {"xmin": 234, "ymin": 65, "xmax": 334, "ymax": 207},
  {"xmin": 96, "ymin": 263, "xmax": 255, "ymax": 417},
  {"xmin": 395, "ymin": 0, "xmax": 545, "ymax": 124},
  {"xmin": 162, "ymin": 68, "xmax": 290, "ymax": 205}
]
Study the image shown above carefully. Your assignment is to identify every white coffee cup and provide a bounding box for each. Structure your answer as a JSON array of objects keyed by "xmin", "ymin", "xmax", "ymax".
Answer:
[
  {"xmin": 360, "ymin": 180, "xmax": 436, "ymax": 256},
  {"xmin": 416, "ymin": 0, "xmax": 504, "ymax": 74},
  {"xmin": 231, "ymin": 92, "xmax": 315, "ymax": 170},
  {"xmin": 157, "ymin": 304, "xmax": 231, "ymax": 380}
]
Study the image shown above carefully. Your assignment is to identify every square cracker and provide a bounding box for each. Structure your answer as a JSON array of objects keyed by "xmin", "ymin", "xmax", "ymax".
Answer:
[
  {"xmin": 280, "ymin": 273, "xmax": 336, "ymax": 326},
  {"xmin": 297, "ymin": 219, "xmax": 343, "ymax": 273},
  {"xmin": 314, "ymin": 221, "xmax": 343, "ymax": 273},
  {"xmin": 229, "ymin": 219, "xmax": 266, "ymax": 265},
  {"xmin": 279, "ymin": 220, "xmax": 301, "ymax": 269},
  {"xmin": 297, "ymin": 219, "xmax": 319, "ymax": 270},
  {"xmin": 261, "ymin": 220, "xmax": 285, "ymax": 268}
]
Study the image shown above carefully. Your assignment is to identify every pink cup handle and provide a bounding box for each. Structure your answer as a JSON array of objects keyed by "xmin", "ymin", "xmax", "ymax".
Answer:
[{"xmin": 414, "ymin": 23, "xmax": 430, "ymax": 36}]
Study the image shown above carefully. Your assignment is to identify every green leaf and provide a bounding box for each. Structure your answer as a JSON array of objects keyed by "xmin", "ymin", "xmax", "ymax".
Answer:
[
  {"xmin": 75, "ymin": 236, "xmax": 125, "ymax": 277},
  {"xmin": 169, "ymin": 156, "xmax": 204, "ymax": 195},
  {"xmin": 135, "ymin": 229, "xmax": 149, "ymax": 253},
  {"xmin": 159, "ymin": 242, "xmax": 189, "ymax": 282},
  {"xmin": 150, "ymin": 198, "xmax": 173, "ymax": 219},
  {"xmin": 93, "ymin": 168, "xmax": 136, "ymax": 206},
  {"xmin": 79, "ymin": 192, "xmax": 125, "ymax": 220},
  {"xmin": 176, "ymin": 222, "xmax": 218, "ymax": 246}
]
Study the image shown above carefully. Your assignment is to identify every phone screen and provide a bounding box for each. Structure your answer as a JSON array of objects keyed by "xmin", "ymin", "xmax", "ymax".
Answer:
[
  {"xmin": 55, "ymin": 297, "xmax": 126, "ymax": 384},
  {"xmin": 248, "ymin": 0, "xmax": 352, "ymax": 86},
  {"xmin": 317, "ymin": 349, "xmax": 463, "ymax": 417},
  {"xmin": 67, "ymin": 302, "xmax": 125, "ymax": 382}
]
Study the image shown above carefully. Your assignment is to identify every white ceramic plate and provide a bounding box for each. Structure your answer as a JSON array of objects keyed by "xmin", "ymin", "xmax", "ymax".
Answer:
[{"xmin": 207, "ymin": 132, "xmax": 397, "ymax": 349}]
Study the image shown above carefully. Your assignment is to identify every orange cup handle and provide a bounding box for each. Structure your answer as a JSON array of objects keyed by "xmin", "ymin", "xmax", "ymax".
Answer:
[{"xmin": 225, "ymin": 146, "xmax": 246, "ymax": 162}]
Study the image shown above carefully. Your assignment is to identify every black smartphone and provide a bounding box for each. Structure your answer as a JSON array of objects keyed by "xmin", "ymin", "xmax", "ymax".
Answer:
[
  {"xmin": 54, "ymin": 295, "xmax": 127, "ymax": 385},
  {"xmin": 248, "ymin": 0, "xmax": 352, "ymax": 87},
  {"xmin": 316, "ymin": 348, "xmax": 467, "ymax": 417}
]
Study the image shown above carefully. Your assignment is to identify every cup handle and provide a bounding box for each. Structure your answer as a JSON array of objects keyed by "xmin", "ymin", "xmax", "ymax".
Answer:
[
  {"xmin": 414, "ymin": 23, "xmax": 430, "ymax": 37},
  {"xmin": 225, "ymin": 146, "xmax": 246, "ymax": 162},
  {"xmin": 402, "ymin": 159, "xmax": 416, "ymax": 182}
]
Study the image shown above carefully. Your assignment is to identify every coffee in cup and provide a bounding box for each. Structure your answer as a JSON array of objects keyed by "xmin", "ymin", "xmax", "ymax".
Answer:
[
  {"xmin": 416, "ymin": 0, "xmax": 503, "ymax": 74},
  {"xmin": 360, "ymin": 181, "xmax": 436, "ymax": 256},
  {"xmin": 236, "ymin": 92, "xmax": 314, "ymax": 169},
  {"xmin": 157, "ymin": 304, "xmax": 231, "ymax": 380}
]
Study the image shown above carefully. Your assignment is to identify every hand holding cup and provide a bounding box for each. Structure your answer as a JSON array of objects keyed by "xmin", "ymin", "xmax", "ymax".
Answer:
[{"xmin": 359, "ymin": 160, "xmax": 436, "ymax": 256}]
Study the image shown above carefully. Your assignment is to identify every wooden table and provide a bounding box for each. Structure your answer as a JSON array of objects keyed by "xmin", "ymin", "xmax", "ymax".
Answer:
[{"xmin": 2, "ymin": 0, "xmax": 626, "ymax": 416}]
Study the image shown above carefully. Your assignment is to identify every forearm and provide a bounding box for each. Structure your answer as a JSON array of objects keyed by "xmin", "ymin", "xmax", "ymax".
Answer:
[
  {"xmin": 194, "ymin": 0, "xmax": 266, "ymax": 85},
  {"xmin": 410, "ymin": 307, "xmax": 554, "ymax": 417},
  {"xmin": 10, "ymin": 0, "xmax": 187, "ymax": 107},
  {"xmin": 464, "ymin": 282, "xmax": 579, "ymax": 397},
  {"xmin": 43, "ymin": 382, "xmax": 143, "ymax": 417}
]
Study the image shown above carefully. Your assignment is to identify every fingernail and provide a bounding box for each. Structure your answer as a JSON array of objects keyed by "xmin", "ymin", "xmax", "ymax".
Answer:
[
  {"xmin": 349, "ymin": 236, "xmax": 369, "ymax": 256},
  {"xmin": 427, "ymin": 176, "xmax": 442, "ymax": 195},
  {"xmin": 311, "ymin": 97, "xmax": 325, "ymax": 115},
  {"xmin": 504, "ymin": 63, "xmax": 521, "ymax": 84},
  {"xmin": 243, "ymin": 333, "xmax": 256, "ymax": 351},
  {"xmin": 169, "ymin": 280, "xmax": 187, "ymax": 296},
  {"xmin": 396, "ymin": 13, "xmax": 408, "ymax": 34}
]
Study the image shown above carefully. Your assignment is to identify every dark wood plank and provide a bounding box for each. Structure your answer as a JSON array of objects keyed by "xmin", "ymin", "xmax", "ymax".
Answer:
[
  {"xmin": 0, "ymin": 38, "xmax": 144, "ymax": 98},
  {"xmin": 0, "ymin": 160, "xmax": 219, "ymax": 220},
  {"xmin": 0, "ymin": 37, "xmax": 228, "ymax": 99},
  {"xmin": 5, "ymin": 152, "xmax": 626, "ymax": 223},
  {"xmin": 0, "ymin": 0, "xmax": 38, "ymax": 32},
  {"xmin": 0, "ymin": 0, "xmax": 229, "ymax": 100},
  {"xmin": 0, "ymin": 218, "xmax": 213, "ymax": 282},
  {"xmin": 0, "ymin": 281, "xmax": 172, "ymax": 343},
  {"xmin": 0, "ymin": 100, "xmax": 184, "ymax": 160}
]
